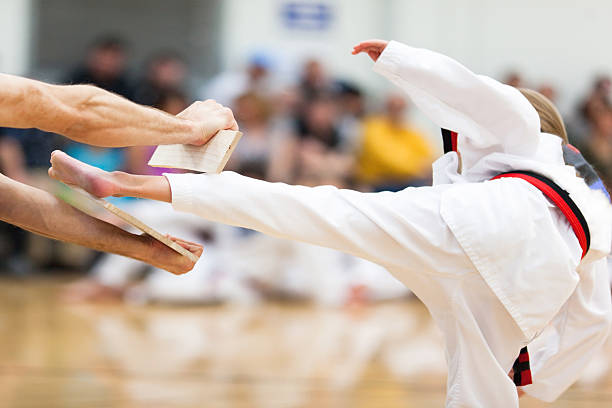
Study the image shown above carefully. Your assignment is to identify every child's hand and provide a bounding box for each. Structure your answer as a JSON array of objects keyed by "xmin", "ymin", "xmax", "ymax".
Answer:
[{"xmin": 352, "ymin": 40, "xmax": 389, "ymax": 62}]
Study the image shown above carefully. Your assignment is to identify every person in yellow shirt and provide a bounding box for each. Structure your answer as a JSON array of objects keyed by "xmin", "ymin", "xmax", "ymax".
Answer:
[{"xmin": 357, "ymin": 94, "xmax": 434, "ymax": 191}]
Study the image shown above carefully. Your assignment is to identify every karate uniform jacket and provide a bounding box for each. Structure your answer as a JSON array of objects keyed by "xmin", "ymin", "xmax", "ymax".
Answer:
[{"xmin": 165, "ymin": 41, "xmax": 612, "ymax": 404}]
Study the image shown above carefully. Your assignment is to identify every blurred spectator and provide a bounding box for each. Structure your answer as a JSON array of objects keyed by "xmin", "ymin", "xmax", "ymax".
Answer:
[
  {"xmin": 356, "ymin": 95, "xmax": 433, "ymax": 191},
  {"xmin": 579, "ymin": 76, "xmax": 611, "ymax": 126},
  {"xmin": 569, "ymin": 76, "xmax": 612, "ymax": 145},
  {"xmin": 125, "ymin": 89, "xmax": 190, "ymax": 175},
  {"xmin": 201, "ymin": 51, "xmax": 277, "ymax": 107},
  {"xmin": 227, "ymin": 92, "xmax": 276, "ymax": 179},
  {"xmin": 503, "ymin": 71, "xmax": 524, "ymax": 88},
  {"xmin": 0, "ymin": 128, "xmax": 31, "ymax": 274},
  {"xmin": 269, "ymin": 94, "xmax": 353, "ymax": 186},
  {"xmin": 298, "ymin": 59, "xmax": 334, "ymax": 103},
  {"xmin": 576, "ymin": 105, "xmax": 612, "ymax": 190},
  {"xmin": 335, "ymin": 81, "xmax": 366, "ymax": 152},
  {"xmin": 0, "ymin": 130, "xmax": 29, "ymax": 184},
  {"xmin": 63, "ymin": 35, "xmax": 132, "ymax": 204},
  {"xmin": 296, "ymin": 94, "xmax": 341, "ymax": 149},
  {"xmin": 537, "ymin": 84, "xmax": 557, "ymax": 103},
  {"xmin": 133, "ymin": 51, "xmax": 188, "ymax": 106},
  {"xmin": 64, "ymin": 36, "xmax": 132, "ymax": 99}
]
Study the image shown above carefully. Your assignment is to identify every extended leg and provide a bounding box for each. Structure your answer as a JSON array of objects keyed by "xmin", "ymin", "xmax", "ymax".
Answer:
[
  {"xmin": 49, "ymin": 150, "xmax": 172, "ymax": 202},
  {"xmin": 0, "ymin": 172, "xmax": 201, "ymax": 274}
]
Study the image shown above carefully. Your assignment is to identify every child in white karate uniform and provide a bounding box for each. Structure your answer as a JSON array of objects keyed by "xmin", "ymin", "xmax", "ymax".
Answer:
[{"xmin": 48, "ymin": 40, "xmax": 612, "ymax": 407}]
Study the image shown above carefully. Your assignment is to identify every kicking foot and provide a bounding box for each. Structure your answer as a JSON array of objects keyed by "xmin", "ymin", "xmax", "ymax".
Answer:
[{"xmin": 49, "ymin": 150, "xmax": 120, "ymax": 198}]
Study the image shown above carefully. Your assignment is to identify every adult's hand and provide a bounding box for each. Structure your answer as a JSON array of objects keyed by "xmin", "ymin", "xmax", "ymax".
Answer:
[
  {"xmin": 179, "ymin": 99, "xmax": 239, "ymax": 145},
  {"xmin": 351, "ymin": 39, "xmax": 390, "ymax": 62}
]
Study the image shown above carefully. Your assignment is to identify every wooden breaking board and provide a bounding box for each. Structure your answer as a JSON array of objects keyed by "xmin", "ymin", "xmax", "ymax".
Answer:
[
  {"xmin": 68, "ymin": 186, "xmax": 200, "ymax": 263},
  {"xmin": 148, "ymin": 130, "xmax": 242, "ymax": 173}
]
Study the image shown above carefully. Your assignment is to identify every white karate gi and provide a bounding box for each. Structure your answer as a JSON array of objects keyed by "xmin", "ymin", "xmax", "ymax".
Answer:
[{"xmin": 164, "ymin": 41, "xmax": 612, "ymax": 407}]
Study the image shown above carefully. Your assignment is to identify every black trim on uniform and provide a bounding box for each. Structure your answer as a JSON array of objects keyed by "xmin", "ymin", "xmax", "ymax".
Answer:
[{"xmin": 496, "ymin": 170, "xmax": 591, "ymax": 254}]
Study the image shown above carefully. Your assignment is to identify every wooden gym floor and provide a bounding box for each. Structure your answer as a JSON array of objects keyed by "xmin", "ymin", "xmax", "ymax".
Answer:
[{"xmin": 0, "ymin": 278, "xmax": 611, "ymax": 408}]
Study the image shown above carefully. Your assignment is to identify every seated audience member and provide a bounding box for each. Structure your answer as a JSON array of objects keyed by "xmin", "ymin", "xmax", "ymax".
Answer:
[
  {"xmin": 227, "ymin": 92, "xmax": 276, "ymax": 179},
  {"xmin": 133, "ymin": 51, "xmax": 188, "ymax": 106},
  {"xmin": 64, "ymin": 35, "xmax": 133, "ymax": 99},
  {"xmin": 577, "ymin": 105, "xmax": 612, "ymax": 191},
  {"xmin": 269, "ymin": 94, "xmax": 353, "ymax": 186},
  {"xmin": 537, "ymin": 84, "xmax": 557, "ymax": 104},
  {"xmin": 63, "ymin": 35, "xmax": 133, "ymax": 203},
  {"xmin": 570, "ymin": 76, "xmax": 612, "ymax": 144},
  {"xmin": 0, "ymin": 128, "xmax": 30, "ymax": 274},
  {"xmin": 503, "ymin": 71, "xmax": 524, "ymax": 88},
  {"xmin": 335, "ymin": 81, "xmax": 366, "ymax": 152},
  {"xmin": 298, "ymin": 59, "xmax": 336, "ymax": 104},
  {"xmin": 356, "ymin": 94, "xmax": 434, "ymax": 191},
  {"xmin": 201, "ymin": 52, "xmax": 277, "ymax": 108},
  {"xmin": 0, "ymin": 129, "xmax": 29, "ymax": 184}
]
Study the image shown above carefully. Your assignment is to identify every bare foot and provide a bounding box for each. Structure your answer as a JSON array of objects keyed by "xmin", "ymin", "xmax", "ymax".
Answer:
[
  {"xmin": 49, "ymin": 150, "xmax": 120, "ymax": 198},
  {"xmin": 146, "ymin": 234, "xmax": 203, "ymax": 275}
]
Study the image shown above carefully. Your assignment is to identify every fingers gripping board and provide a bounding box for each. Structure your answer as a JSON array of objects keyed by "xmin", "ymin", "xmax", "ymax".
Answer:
[
  {"xmin": 68, "ymin": 186, "xmax": 200, "ymax": 263},
  {"xmin": 148, "ymin": 130, "xmax": 242, "ymax": 173}
]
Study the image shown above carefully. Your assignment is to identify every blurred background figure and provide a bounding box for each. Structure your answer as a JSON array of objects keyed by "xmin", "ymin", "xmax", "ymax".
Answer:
[
  {"xmin": 356, "ymin": 94, "xmax": 433, "ymax": 192},
  {"xmin": 133, "ymin": 51, "xmax": 189, "ymax": 106},
  {"xmin": 226, "ymin": 91, "xmax": 276, "ymax": 179},
  {"xmin": 200, "ymin": 51, "xmax": 278, "ymax": 107},
  {"xmin": 64, "ymin": 35, "xmax": 133, "ymax": 99},
  {"xmin": 503, "ymin": 71, "xmax": 524, "ymax": 88},
  {"xmin": 537, "ymin": 84, "xmax": 557, "ymax": 103}
]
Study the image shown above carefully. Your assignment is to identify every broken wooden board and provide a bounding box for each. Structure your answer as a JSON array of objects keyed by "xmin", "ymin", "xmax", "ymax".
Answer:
[
  {"xmin": 148, "ymin": 130, "xmax": 242, "ymax": 173},
  {"xmin": 67, "ymin": 185, "xmax": 200, "ymax": 263}
]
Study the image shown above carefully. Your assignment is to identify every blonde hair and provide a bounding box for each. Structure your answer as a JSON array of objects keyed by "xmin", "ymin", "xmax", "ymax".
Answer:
[{"xmin": 519, "ymin": 88, "xmax": 568, "ymax": 144}]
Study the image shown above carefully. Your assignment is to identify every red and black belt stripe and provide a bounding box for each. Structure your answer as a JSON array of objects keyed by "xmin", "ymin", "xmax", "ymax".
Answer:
[
  {"xmin": 441, "ymin": 128, "xmax": 458, "ymax": 154},
  {"xmin": 492, "ymin": 171, "xmax": 590, "ymax": 386},
  {"xmin": 441, "ymin": 129, "xmax": 591, "ymax": 386}
]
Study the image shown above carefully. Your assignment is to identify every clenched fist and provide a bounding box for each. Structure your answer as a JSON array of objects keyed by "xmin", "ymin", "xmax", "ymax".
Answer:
[{"xmin": 179, "ymin": 99, "xmax": 239, "ymax": 145}]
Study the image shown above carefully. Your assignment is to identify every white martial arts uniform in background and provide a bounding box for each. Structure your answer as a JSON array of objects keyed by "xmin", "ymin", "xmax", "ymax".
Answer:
[{"xmin": 164, "ymin": 41, "xmax": 612, "ymax": 407}]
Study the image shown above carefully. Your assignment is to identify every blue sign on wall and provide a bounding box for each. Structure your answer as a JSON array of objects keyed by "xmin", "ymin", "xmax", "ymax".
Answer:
[{"xmin": 281, "ymin": 2, "xmax": 334, "ymax": 31}]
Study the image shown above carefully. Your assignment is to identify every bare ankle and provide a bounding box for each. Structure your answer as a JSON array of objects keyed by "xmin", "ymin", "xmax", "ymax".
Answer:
[{"xmin": 108, "ymin": 171, "xmax": 134, "ymax": 197}]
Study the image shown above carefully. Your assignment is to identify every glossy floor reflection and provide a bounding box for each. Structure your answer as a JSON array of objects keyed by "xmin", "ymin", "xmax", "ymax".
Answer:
[{"xmin": 0, "ymin": 278, "xmax": 611, "ymax": 407}]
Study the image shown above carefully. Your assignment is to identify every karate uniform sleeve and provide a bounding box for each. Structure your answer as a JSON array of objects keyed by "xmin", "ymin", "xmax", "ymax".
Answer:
[
  {"xmin": 373, "ymin": 40, "xmax": 540, "ymax": 157},
  {"xmin": 165, "ymin": 171, "xmax": 462, "ymax": 273},
  {"xmin": 523, "ymin": 260, "xmax": 612, "ymax": 402}
]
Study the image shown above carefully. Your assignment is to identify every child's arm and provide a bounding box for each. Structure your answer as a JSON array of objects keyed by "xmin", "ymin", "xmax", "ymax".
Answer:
[
  {"xmin": 522, "ymin": 260, "xmax": 612, "ymax": 402},
  {"xmin": 355, "ymin": 40, "xmax": 541, "ymax": 158}
]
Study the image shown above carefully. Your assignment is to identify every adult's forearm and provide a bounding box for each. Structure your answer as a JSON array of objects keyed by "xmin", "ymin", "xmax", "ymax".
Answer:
[
  {"xmin": 0, "ymin": 73, "xmax": 198, "ymax": 147},
  {"xmin": 0, "ymin": 174, "xmax": 152, "ymax": 262}
]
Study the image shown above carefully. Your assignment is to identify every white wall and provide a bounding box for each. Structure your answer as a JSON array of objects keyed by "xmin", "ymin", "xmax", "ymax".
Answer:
[
  {"xmin": 219, "ymin": 0, "xmax": 390, "ymax": 89},
  {"xmin": 220, "ymin": 0, "xmax": 612, "ymax": 114},
  {"xmin": 0, "ymin": 0, "xmax": 33, "ymax": 75}
]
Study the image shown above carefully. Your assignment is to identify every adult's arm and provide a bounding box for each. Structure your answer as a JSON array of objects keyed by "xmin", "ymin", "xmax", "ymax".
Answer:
[
  {"xmin": 370, "ymin": 40, "xmax": 541, "ymax": 158},
  {"xmin": 0, "ymin": 173, "xmax": 200, "ymax": 275},
  {"xmin": 0, "ymin": 73, "xmax": 236, "ymax": 147}
]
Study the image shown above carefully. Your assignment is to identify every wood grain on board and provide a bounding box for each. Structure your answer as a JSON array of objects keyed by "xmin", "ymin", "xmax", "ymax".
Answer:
[{"xmin": 148, "ymin": 130, "xmax": 242, "ymax": 173}]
